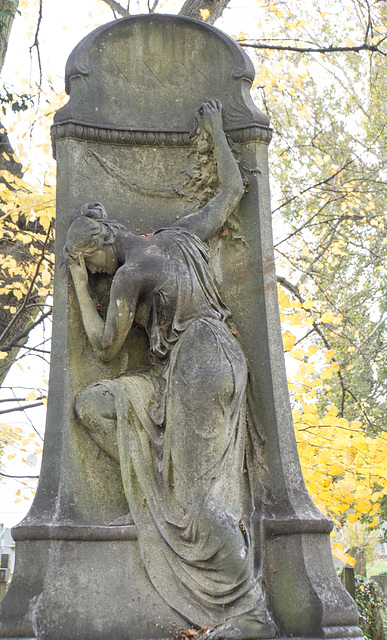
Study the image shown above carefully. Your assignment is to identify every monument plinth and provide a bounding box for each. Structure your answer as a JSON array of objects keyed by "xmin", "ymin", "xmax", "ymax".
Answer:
[{"xmin": 0, "ymin": 14, "xmax": 361, "ymax": 640}]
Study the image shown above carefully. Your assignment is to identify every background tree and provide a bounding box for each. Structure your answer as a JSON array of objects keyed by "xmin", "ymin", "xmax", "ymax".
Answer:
[
  {"xmin": 0, "ymin": 0, "xmax": 54, "ymax": 401},
  {"xmin": 238, "ymin": 0, "xmax": 387, "ymax": 541},
  {"xmin": 101, "ymin": 0, "xmax": 232, "ymax": 23}
]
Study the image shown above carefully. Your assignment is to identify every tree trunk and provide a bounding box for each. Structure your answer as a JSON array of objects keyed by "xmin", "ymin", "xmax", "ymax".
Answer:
[
  {"xmin": 101, "ymin": 0, "xmax": 232, "ymax": 24},
  {"xmin": 178, "ymin": 0, "xmax": 231, "ymax": 24},
  {"xmin": 0, "ymin": 0, "xmax": 19, "ymax": 75},
  {"xmin": 0, "ymin": 0, "xmax": 52, "ymax": 387}
]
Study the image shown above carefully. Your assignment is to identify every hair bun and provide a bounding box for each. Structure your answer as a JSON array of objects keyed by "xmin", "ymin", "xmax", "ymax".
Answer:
[{"xmin": 81, "ymin": 202, "xmax": 108, "ymax": 220}]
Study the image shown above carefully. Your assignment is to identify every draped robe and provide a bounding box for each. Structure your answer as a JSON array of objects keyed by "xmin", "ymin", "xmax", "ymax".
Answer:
[{"xmin": 97, "ymin": 228, "xmax": 273, "ymax": 627}]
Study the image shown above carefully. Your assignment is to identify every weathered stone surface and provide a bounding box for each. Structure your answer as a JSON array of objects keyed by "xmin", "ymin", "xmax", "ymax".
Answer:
[
  {"xmin": 53, "ymin": 15, "xmax": 269, "ymax": 133},
  {"xmin": 0, "ymin": 13, "xmax": 362, "ymax": 640}
]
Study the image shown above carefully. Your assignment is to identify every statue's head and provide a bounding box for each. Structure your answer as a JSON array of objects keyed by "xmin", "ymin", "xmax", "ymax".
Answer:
[{"xmin": 64, "ymin": 203, "xmax": 125, "ymax": 270}]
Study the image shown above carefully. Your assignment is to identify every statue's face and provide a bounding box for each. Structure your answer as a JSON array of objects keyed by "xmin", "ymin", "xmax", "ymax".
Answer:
[{"xmin": 85, "ymin": 246, "xmax": 118, "ymax": 275}]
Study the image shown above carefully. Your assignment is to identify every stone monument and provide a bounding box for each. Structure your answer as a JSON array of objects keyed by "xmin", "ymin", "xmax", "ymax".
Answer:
[{"xmin": 0, "ymin": 14, "xmax": 362, "ymax": 640}]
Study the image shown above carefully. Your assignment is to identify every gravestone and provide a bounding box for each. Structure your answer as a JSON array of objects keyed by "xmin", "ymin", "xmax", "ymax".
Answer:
[
  {"xmin": 341, "ymin": 566, "xmax": 356, "ymax": 600},
  {"xmin": 0, "ymin": 555, "xmax": 9, "ymax": 603},
  {"xmin": 0, "ymin": 14, "xmax": 362, "ymax": 640},
  {"xmin": 374, "ymin": 574, "xmax": 387, "ymax": 596}
]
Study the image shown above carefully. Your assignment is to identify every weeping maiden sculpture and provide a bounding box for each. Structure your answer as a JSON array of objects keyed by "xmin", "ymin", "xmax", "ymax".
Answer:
[
  {"xmin": 64, "ymin": 101, "xmax": 277, "ymax": 639},
  {"xmin": 0, "ymin": 13, "xmax": 362, "ymax": 640}
]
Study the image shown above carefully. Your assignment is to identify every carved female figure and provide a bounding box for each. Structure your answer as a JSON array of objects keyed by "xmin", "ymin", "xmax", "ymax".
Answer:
[{"xmin": 65, "ymin": 101, "xmax": 276, "ymax": 639}]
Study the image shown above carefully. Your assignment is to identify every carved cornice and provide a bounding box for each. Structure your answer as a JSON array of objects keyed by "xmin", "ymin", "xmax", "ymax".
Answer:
[
  {"xmin": 51, "ymin": 120, "xmax": 273, "ymax": 157},
  {"xmin": 229, "ymin": 124, "xmax": 273, "ymax": 144},
  {"xmin": 264, "ymin": 515, "xmax": 334, "ymax": 537},
  {"xmin": 13, "ymin": 516, "xmax": 331, "ymax": 541},
  {"xmin": 13, "ymin": 523, "xmax": 138, "ymax": 542}
]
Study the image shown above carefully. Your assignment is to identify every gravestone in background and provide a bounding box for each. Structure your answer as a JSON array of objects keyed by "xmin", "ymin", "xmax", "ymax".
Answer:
[{"xmin": 0, "ymin": 14, "xmax": 362, "ymax": 640}]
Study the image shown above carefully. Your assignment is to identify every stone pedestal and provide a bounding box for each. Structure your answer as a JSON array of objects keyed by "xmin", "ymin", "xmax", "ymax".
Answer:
[{"xmin": 0, "ymin": 14, "xmax": 362, "ymax": 640}]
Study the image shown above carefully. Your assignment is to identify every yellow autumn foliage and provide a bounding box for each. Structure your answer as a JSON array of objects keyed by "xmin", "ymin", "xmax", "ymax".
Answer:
[{"xmin": 279, "ymin": 282, "xmax": 386, "ymax": 562}]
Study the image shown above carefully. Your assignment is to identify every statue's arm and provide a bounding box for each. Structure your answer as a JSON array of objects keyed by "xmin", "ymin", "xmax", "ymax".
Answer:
[
  {"xmin": 70, "ymin": 259, "xmax": 137, "ymax": 362},
  {"xmin": 176, "ymin": 100, "xmax": 244, "ymax": 241}
]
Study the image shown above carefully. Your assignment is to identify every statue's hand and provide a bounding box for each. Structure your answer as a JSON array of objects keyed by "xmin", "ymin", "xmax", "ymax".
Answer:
[
  {"xmin": 196, "ymin": 99, "xmax": 223, "ymax": 136},
  {"xmin": 69, "ymin": 254, "xmax": 88, "ymax": 287}
]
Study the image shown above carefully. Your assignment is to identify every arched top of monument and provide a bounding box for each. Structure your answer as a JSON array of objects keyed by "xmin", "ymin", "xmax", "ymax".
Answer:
[{"xmin": 54, "ymin": 14, "xmax": 270, "ymax": 133}]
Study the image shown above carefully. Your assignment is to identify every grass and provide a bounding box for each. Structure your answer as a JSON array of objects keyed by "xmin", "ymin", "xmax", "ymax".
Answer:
[{"xmin": 367, "ymin": 559, "xmax": 387, "ymax": 577}]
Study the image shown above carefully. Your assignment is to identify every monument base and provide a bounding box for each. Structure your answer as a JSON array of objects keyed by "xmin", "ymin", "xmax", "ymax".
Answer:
[
  {"xmin": 0, "ymin": 525, "xmax": 187, "ymax": 640},
  {"xmin": 0, "ymin": 524, "xmax": 364, "ymax": 640}
]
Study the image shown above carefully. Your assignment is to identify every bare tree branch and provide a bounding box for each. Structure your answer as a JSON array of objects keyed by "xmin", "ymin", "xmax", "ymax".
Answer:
[
  {"xmin": 0, "ymin": 400, "xmax": 44, "ymax": 415},
  {"xmin": 238, "ymin": 38, "xmax": 387, "ymax": 56},
  {"xmin": 101, "ymin": 0, "xmax": 128, "ymax": 17},
  {"xmin": 147, "ymin": 0, "xmax": 160, "ymax": 12},
  {"xmin": 0, "ymin": 396, "xmax": 43, "ymax": 404},
  {"xmin": 272, "ymin": 160, "xmax": 355, "ymax": 218},
  {"xmin": 0, "ymin": 222, "xmax": 52, "ymax": 346},
  {"xmin": 29, "ymin": 0, "xmax": 43, "ymax": 89},
  {"xmin": 10, "ymin": 344, "xmax": 50, "ymax": 354},
  {"xmin": 278, "ymin": 270, "xmax": 382, "ymax": 431},
  {"xmin": 2, "ymin": 308, "xmax": 52, "ymax": 351},
  {"xmin": 100, "ymin": 0, "xmax": 232, "ymax": 22},
  {"xmin": 240, "ymin": 37, "xmax": 387, "ymax": 56},
  {"xmin": 363, "ymin": 0, "xmax": 372, "ymax": 44},
  {"xmin": 0, "ymin": 472, "xmax": 39, "ymax": 479},
  {"xmin": 277, "ymin": 275, "xmax": 349, "ymax": 413}
]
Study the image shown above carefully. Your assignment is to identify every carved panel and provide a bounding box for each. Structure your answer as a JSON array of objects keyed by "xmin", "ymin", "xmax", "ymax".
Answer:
[{"xmin": 54, "ymin": 15, "xmax": 270, "ymax": 134}]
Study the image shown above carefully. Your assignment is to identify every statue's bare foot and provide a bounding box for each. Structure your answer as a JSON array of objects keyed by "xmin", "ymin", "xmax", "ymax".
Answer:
[
  {"xmin": 198, "ymin": 625, "xmax": 241, "ymax": 640},
  {"xmin": 198, "ymin": 617, "xmax": 277, "ymax": 640},
  {"xmin": 108, "ymin": 513, "xmax": 135, "ymax": 526}
]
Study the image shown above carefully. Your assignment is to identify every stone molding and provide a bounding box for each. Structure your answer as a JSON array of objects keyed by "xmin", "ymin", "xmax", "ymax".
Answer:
[
  {"xmin": 13, "ymin": 517, "xmax": 331, "ymax": 542},
  {"xmin": 264, "ymin": 516, "xmax": 333, "ymax": 537},
  {"xmin": 12, "ymin": 524, "xmax": 138, "ymax": 542},
  {"xmin": 51, "ymin": 120, "xmax": 273, "ymax": 157}
]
